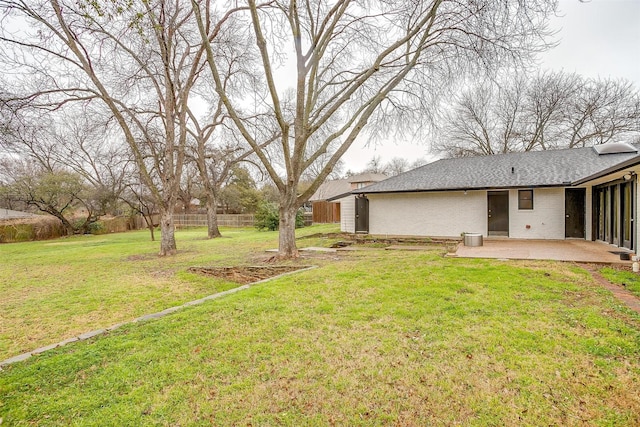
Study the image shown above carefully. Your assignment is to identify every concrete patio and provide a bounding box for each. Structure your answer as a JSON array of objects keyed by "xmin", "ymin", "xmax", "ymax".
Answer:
[{"xmin": 455, "ymin": 238, "xmax": 635, "ymax": 264}]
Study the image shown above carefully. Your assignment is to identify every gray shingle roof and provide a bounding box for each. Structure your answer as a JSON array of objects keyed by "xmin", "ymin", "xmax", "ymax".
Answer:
[
  {"xmin": 355, "ymin": 144, "xmax": 640, "ymax": 194},
  {"xmin": 309, "ymin": 179, "xmax": 351, "ymax": 201},
  {"xmin": 312, "ymin": 173, "xmax": 389, "ymax": 201}
]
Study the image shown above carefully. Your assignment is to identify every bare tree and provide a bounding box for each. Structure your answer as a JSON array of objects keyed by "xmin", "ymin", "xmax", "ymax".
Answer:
[
  {"xmin": 437, "ymin": 72, "xmax": 640, "ymax": 157},
  {"xmin": 520, "ymin": 72, "xmax": 579, "ymax": 151},
  {"xmin": 183, "ymin": 13, "xmax": 274, "ymax": 239},
  {"xmin": 49, "ymin": 108, "xmax": 133, "ymax": 215},
  {"xmin": 363, "ymin": 156, "xmax": 389, "ymax": 175},
  {"xmin": 119, "ymin": 177, "xmax": 161, "ymax": 241},
  {"xmin": 436, "ymin": 74, "xmax": 534, "ymax": 157},
  {"xmin": 0, "ymin": 0, "xmax": 216, "ymax": 255},
  {"xmin": 176, "ymin": 162, "xmax": 201, "ymax": 214},
  {"xmin": 349, "ymin": 155, "xmax": 424, "ymax": 177},
  {"xmin": 4, "ymin": 160, "xmax": 99, "ymax": 235},
  {"xmin": 187, "ymin": 110, "xmax": 275, "ymax": 238},
  {"xmin": 0, "ymin": 103, "xmax": 129, "ymax": 226},
  {"xmin": 564, "ymin": 78, "xmax": 640, "ymax": 148},
  {"xmin": 386, "ymin": 157, "xmax": 411, "ymax": 177},
  {"xmin": 193, "ymin": 0, "xmax": 557, "ymax": 257},
  {"xmin": 438, "ymin": 83, "xmax": 495, "ymax": 157}
]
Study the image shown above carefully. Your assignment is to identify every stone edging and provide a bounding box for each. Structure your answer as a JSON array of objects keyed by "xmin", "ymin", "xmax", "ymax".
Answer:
[{"xmin": 0, "ymin": 265, "xmax": 317, "ymax": 368}]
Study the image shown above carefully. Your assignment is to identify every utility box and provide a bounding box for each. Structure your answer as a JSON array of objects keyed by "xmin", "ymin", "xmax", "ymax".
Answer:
[{"xmin": 464, "ymin": 233, "xmax": 483, "ymax": 247}]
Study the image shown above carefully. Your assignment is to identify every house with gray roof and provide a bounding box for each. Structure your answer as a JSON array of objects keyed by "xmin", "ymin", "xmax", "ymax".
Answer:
[
  {"xmin": 310, "ymin": 173, "xmax": 387, "ymax": 224},
  {"xmin": 347, "ymin": 142, "xmax": 640, "ymax": 252}
]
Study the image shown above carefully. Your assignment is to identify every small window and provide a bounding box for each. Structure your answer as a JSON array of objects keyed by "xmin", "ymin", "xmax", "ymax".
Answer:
[{"xmin": 518, "ymin": 190, "xmax": 533, "ymax": 210}]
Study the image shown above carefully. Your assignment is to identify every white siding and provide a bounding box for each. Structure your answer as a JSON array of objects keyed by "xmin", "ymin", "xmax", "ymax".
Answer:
[
  {"xmin": 509, "ymin": 188, "xmax": 565, "ymax": 239},
  {"xmin": 338, "ymin": 196, "xmax": 355, "ymax": 233},
  {"xmin": 368, "ymin": 191, "xmax": 486, "ymax": 238}
]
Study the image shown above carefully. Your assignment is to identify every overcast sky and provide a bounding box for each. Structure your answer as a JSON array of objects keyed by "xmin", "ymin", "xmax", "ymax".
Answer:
[{"xmin": 339, "ymin": 0, "xmax": 640, "ymax": 174}]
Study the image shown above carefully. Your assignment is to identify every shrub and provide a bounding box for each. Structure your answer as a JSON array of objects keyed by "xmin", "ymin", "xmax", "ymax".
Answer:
[
  {"xmin": 255, "ymin": 202, "xmax": 279, "ymax": 231},
  {"xmin": 295, "ymin": 209, "xmax": 305, "ymax": 228},
  {"xmin": 254, "ymin": 202, "xmax": 306, "ymax": 231},
  {"xmin": 99, "ymin": 216, "xmax": 135, "ymax": 233},
  {"xmin": 0, "ymin": 217, "xmax": 65, "ymax": 243},
  {"xmin": 87, "ymin": 221, "xmax": 106, "ymax": 235}
]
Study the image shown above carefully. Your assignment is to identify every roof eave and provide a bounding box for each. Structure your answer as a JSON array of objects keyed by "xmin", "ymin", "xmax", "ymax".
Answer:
[
  {"xmin": 354, "ymin": 183, "xmax": 569, "ymax": 195},
  {"xmin": 571, "ymin": 156, "xmax": 640, "ymax": 186},
  {"xmin": 326, "ymin": 191, "xmax": 355, "ymax": 202}
]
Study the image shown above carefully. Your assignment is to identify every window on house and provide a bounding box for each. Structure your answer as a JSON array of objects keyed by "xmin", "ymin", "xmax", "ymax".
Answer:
[{"xmin": 518, "ymin": 190, "xmax": 533, "ymax": 210}]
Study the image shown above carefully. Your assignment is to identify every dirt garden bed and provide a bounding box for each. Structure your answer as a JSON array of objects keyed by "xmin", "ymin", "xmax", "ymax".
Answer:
[{"xmin": 187, "ymin": 265, "xmax": 311, "ymax": 284}]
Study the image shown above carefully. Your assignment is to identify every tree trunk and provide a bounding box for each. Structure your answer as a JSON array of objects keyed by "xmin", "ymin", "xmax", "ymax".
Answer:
[
  {"xmin": 159, "ymin": 209, "xmax": 177, "ymax": 256},
  {"xmin": 142, "ymin": 214, "xmax": 155, "ymax": 241},
  {"xmin": 56, "ymin": 215, "xmax": 75, "ymax": 236},
  {"xmin": 278, "ymin": 202, "xmax": 299, "ymax": 258},
  {"xmin": 206, "ymin": 195, "xmax": 221, "ymax": 238},
  {"xmin": 148, "ymin": 222, "xmax": 156, "ymax": 241},
  {"xmin": 63, "ymin": 223, "xmax": 75, "ymax": 236}
]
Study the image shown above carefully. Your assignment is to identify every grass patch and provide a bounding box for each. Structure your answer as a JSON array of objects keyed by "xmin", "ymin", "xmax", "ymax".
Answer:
[
  {"xmin": 1, "ymin": 230, "xmax": 639, "ymax": 425},
  {"xmin": 600, "ymin": 266, "xmax": 640, "ymax": 299},
  {"xmin": 0, "ymin": 225, "xmax": 338, "ymax": 359}
]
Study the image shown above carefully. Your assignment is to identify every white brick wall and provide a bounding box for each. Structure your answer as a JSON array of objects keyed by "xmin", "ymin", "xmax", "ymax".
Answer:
[
  {"xmin": 368, "ymin": 191, "xmax": 486, "ymax": 237},
  {"xmin": 509, "ymin": 188, "xmax": 565, "ymax": 239},
  {"xmin": 365, "ymin": 187, "xmax": 587, "ymax": 240},
  {"xmin": 338, "ymin": 196, "xmax": 355, "ymax": 233}
]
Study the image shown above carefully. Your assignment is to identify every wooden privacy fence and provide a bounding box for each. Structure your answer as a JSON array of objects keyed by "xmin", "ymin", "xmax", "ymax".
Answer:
[{"xmin": 311, "ymin": 201, "xmax": 341, "ymax": 224}]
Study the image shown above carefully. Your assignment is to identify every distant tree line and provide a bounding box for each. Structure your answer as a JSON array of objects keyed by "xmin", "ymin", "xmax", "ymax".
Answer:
[
  {"xmin": 349, "ymin": 156, "xmax": 430, "ymax": 177},
  {"xmin": 435, "ymin": 72, "xmax": 640, "ymax": 158}
]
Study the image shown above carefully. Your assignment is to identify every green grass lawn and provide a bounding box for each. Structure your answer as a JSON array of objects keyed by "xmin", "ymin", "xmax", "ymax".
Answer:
[
  {"xmin": 1, "ymin": 227, "xmax": 640, "ymax": 425},
  {"xmin": 0, "ymin": 225, "xmax": 339, "ymax": 360}
]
